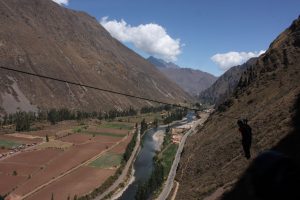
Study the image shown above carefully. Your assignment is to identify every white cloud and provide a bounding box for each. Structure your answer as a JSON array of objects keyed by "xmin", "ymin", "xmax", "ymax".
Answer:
[
  {"xmin": 211, "ymin": 50, "xmax": 265, "ymax": 71},
  {"xmin": 100, "ymin": 17, "xmax": 182, "ymax": 62},
  {"xmin": 52, "ymin": 0, "xmax": 69, "ymax": 5}
]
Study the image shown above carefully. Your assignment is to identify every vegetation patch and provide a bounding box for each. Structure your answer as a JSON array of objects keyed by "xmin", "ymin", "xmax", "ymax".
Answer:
[
  {"xmin": 72, "ymin": 125, "xmax": 88, "ymax": 133},
  {"xmin": 98, "ymin": 123, "xmax": 133, "ymax": 130},
  {"xmin": 89, "ymin": 152, "xmax": 123, "ymax": 169},
  {"xmin": 0, "ymin": 140, "xmax": 20, "ymax": 149},
  {"xmin": 159, "ymin": 143, "xmax": 178, "ymax": 178}
]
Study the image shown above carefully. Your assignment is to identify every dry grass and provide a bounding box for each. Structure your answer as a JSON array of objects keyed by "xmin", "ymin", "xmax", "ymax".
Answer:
[
  {"xmin": 37, "ymin": 140, "xmax": 73, "ymax": 150},
  {"xmin": 175, "ymin": 57, "xmax": 300, "ymax": 200}
]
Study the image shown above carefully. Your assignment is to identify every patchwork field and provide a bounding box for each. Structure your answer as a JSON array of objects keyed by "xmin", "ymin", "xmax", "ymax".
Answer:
[
  {"xmin": 0, "ymin": 119, "xmax": 136, "ymax": 199},
  {"xmin": 89, "ymin": 152, "xmax": 123, "ymax": 169},
  {"xmin": 26, "ymin": 167, "xmax": 116, "ymax": 200}
]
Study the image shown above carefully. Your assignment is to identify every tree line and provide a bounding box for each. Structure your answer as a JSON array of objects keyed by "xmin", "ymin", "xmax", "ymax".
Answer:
[
  {"xmin": 135, "ymin": 158, "xmax": 165, "ymax": 200},
  {"xmin": 123, "ymin": 128, "xmax": 138, "ymax": 162},
  {"xmin": 0, "ymin": 107, "xmax": 138, "ymax": 132},
  {"xmin": 135, "ymin": 108, "xmax": 188, "ymax": 200},
  {"xmin": 163, "ymin": 108, "xmax": 188, "ymax": 124}
]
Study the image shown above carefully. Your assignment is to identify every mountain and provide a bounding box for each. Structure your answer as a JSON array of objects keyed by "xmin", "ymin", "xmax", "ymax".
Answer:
[
  {"xmin": 198, "ymin": 58, "xmax": 257, "ymax": 105},
  {"xmin": 147, "ymin": 56, "xmax": 180, "ymax": 69},
  {"xmin": 0, "ymin": 0, "xmax": 191, "ymax": 115},
  {"xmin": 147, "ymin": 57, "xmax": 217, "ymax": 96},
  {"xmin": 175, "ymin": 16, "xmax": 300, "ymax": 200}
]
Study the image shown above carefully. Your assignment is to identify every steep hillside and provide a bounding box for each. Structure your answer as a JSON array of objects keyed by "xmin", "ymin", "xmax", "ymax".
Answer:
[
  {"xmin": 198, "ymin": 58, "xmax": 257, "ymax": 105},
  {"xmin": 147, "ymin": 57, "xmax": 217, "ymax": 96},
  {"xmin": 0, "ymin": 0, "xmax": 191, "ymax": 115},
  {"xmin": 175, "ymin": 16, "xmax": 300, "ymax": 200}
]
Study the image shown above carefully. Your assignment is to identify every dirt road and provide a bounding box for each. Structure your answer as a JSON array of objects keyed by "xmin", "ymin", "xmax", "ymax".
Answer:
[
  {"xmin": 156, "ymin": 113, "xmax": 210, "ymax": 200},
  {"xmin": 20, "ymin": 130, "xmax": 133, "ymax": 200},
  {"xmin": 94, "ymin": 130, "xmax": 141, "ymax": 200}
]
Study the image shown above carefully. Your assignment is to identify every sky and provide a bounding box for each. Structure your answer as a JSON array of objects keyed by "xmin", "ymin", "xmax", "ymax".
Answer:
[{"xmin": 53, "ymin": 0, "xmax": 300, "ymax": 76}]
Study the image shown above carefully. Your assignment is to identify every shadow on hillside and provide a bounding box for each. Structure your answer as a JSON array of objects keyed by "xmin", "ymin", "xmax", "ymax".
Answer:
[{"xmin": 221, "ymin": 94, "xmax": 300, "ymax": 200}]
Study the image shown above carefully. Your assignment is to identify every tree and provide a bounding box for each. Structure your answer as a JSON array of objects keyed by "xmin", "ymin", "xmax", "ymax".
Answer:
[
  {"xmin": 140, "ymin": 119, "xmax": 148, "ymax": 135},
  {"xmin": 153, "ymin": 118, "xmax": 159, "ymax": 128},
  {"xmin": 48, "ymin": 109, "xmax": 59, "ymax": 125},
  {"xmin": 46, "ymin": 135, "xmax": 49, "ymax": 142},
  {"xmin": 15, "ymin": 111, "xmax": 31, "ymax": 131}
]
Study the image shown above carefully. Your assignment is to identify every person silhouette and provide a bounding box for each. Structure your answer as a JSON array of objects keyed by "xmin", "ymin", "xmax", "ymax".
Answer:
[{"xmin": 237, "ymin": 119, "xmax": 252, "ymax": 159}]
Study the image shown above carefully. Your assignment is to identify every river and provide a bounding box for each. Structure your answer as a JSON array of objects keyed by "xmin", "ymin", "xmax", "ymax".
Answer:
[{"xmin": 118, "ymin": 112, "xmax": 195, "ymax": 200}]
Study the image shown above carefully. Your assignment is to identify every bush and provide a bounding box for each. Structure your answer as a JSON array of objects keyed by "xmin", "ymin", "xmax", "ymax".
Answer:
[{"xmin": 217, "ymin": 99, "xmax": 234, "ymax": 112}]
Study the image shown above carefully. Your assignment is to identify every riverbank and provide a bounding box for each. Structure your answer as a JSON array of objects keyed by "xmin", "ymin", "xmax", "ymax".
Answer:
[
  {"xmin": 112, "ymin": 112, "xmax": 195, "ymax": 200},
  {"xmin": 157, "ymin": 112, "xmax": 210, "ymax": 200},
  {"xmin": 110, "ymin": 129, "xmax": 164, "ymax": 200},
  {"xmin": 93, "ymin": 129, "xmax": 141, "ymax": 200}
]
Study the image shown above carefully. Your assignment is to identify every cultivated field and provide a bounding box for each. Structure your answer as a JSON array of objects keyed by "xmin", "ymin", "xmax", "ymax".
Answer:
[{"xmin": 0, "ymin": 119, "xmax": 136, "ymax": 199}]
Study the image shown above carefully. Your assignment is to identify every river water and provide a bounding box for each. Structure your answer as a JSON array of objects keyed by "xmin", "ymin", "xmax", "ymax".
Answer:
[{"xmin": 118, "ymin": 112, "xmax": 194, "ymax": 200}]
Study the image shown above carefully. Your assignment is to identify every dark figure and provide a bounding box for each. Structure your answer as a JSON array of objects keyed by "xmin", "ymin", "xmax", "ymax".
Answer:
[{"xmin": 237, "ymin": 119, "xmax": 252, "ymax": 159}]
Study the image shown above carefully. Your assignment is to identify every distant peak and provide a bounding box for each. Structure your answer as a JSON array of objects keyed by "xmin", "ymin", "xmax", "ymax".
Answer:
[{"xmin": 147, "ymin": 56, "xmax": 180, "ymax": 69}]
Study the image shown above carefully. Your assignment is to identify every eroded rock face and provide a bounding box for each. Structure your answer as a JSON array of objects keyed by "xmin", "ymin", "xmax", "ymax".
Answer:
[
  {"xmin": 0, "ymin": 0, "xmax": 191, "ymax": 114},
  {"xmin": 176, "ymin": 16, "xmax": 300, "ymax": 200}
]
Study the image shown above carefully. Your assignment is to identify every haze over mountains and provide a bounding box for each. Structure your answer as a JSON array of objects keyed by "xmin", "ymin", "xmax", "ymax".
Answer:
[
  {"xmin": 176, "ymin": 16, "xmax": 300, "ymax": 200},
  {"xmin": 0, "ymin": 0, "xmax": 191, "ymax": 115},
  {"xmin": 147, "ymin": 56, "xmax": 217, "ymax": 96}
]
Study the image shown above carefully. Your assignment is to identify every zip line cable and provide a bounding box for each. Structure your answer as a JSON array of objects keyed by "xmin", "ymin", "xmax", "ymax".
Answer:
[{"xmin": 0, "ymin": 66, "xmax": 199, "ymax": 111}]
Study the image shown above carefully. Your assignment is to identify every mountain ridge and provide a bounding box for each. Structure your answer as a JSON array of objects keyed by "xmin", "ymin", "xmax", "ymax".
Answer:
[
  {"xmin": 198, "ymin": 57, "xmax": 257, "ymax": 105},
  {"xmin": 147, "ymin": 56, "xmax": 217, "ymax": 96},
  {"xmin": 175, "ymin": 16, "xmax": 300, "ymax": 200},
  {"xmin": 0, "ymin": 0, "xmax": 191, "ymax": 115}
]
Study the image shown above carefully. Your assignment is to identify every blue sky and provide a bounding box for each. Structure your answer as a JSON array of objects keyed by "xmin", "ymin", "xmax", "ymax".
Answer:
[{"xmin": 55, "ymin": 0, "xmax": 300, "ymax": 76}]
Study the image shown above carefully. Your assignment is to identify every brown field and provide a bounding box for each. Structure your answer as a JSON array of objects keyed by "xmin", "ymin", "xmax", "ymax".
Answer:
[
  {"xmin": 0, "ymin": 120, "xmax": 135, "ymax": 199},
  {"xmin": 13, "ymin": 141, "xmax": 111, "ymax": 196},
  {"xmin": 26, "ymin": 166, "xmax": 115, "ymax": 200},
  {"xmin": 0, "ymin": 135, "xmax": 41, "ymax": 144},
  {"xmin": 111, "ymin": 134, "xmax": 133, "ymax": 154},
  {"xmin": 0, "ymin": 174, "xmax": 27, "ymax": 195},
  {"xmin": 60, "ymin": 133, "xmax": 124, "ymax": 144},
  {"xmin": 0, "ymin": 163, "xmax": 39, "ymax": 176},
  {"xmin": 2, "ymin": 149, "xmax": 63, "ymax": 166},
  {"xmin": 88, "ymin": 126, "xmax": 129, "ymax": 135},
  {"xmin": 60, "ymin": 133, "xmax": 93, "ymax": 144}
]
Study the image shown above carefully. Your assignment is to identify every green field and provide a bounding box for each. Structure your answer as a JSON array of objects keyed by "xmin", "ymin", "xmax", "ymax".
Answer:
[
  {"xmin": 89, "ymin": 152, "xmax": 123, "ymax": 169},
  {"xmin": 160, "ymin": 143, "xmax": 178, "ymax": 178},
  {"xmin": 72, "ymin": 125, "xmax": 88, "ymax": 133},
  {"xmin": 82, "ymin": 131, "xmax": 125, "ymax": 137},
  {"xmin": 0, "ymin": 140, "xmax": 20, "ymax": 149},
  {"xmin": 99, "ymin": 123, "xmax": 133, "ymax": 130}
]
